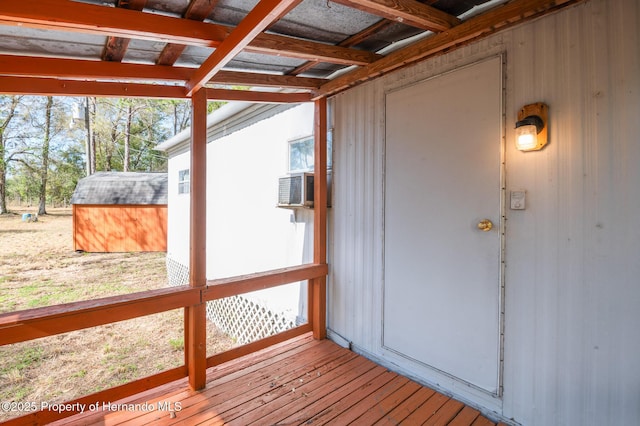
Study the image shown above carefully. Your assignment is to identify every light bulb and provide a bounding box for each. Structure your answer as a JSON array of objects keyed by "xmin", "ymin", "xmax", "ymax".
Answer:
[{"xmin": 515, "ymin": 124, "xmax": 538, "ymax": 151}]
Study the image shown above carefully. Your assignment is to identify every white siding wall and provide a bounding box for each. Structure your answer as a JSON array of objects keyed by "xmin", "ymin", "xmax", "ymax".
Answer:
[
  {"xmin": 166, "ymin": 149, "xmax": 191, "ymax": 268},
  {"xmin": 167, "ymin": 103, "xmax": 315, "ymax": 315},
  {"xmin": 328, "ymin": 0, "xmax": 640, "ymax": 424},
  {"xmin": 205, "ymin": 103, "xmax": 315, "ymax": 280}
]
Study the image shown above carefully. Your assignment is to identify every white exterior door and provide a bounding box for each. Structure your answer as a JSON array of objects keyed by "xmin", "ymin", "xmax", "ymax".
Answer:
[{"xmin": 383, "ymin": 57, "xmax": 503, "ymax": 394}]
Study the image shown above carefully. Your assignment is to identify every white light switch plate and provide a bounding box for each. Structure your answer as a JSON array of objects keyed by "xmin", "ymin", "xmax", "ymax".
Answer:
[{"xmin": 510, "ymin": 190, "xmax": 526, "ymax": 210}]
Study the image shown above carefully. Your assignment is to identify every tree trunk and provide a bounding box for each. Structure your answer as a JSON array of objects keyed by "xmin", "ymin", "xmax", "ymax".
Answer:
[
  {"xmin": 38, "ymin": 96, "xmax": 53, "ymax": 215},
  {"xmin": 84, "ymin": 97, "xmax": 92, "ymax": 176},
  {"xmin": 124, "ymin": 103, "xmax": 132, "ymax": 172},
  {"xmin": 0, "ymin": 96, "xmax": 21, "ymax": 214},
  {"xmin": 106, "ymin": 125, "xmax": 117, "ymax": 172},
  {"xmin": 0, "ymin": 155, "xmax": 6, "ymax": 214},
  {"xmin": 89, "ymin": 98, "xmax": 96, "ymax": 174}
]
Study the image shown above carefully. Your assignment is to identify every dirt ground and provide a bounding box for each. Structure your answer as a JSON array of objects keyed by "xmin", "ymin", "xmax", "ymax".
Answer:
[{"xmin": 0, "ymin": 207, "xmax": 233, "ymax": 422}]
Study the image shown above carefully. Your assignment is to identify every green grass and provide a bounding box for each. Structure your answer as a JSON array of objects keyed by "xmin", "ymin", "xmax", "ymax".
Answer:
[
  {"xmin": 17, "ymin": 283, "xmax": 41, "ymax": 298},
  {"xmin": 71, "ymin": 369, "xmax": 88, "ymax": 379},
  {"xmin": 27, "ymin": 294, "xmax": 54, "ymax": 308},
  {"xmin": 1, "ymin": 347, "xmax": 44, "ymax": 374},
  {"xmin": 168, "ymin": 338, "xmax": 184, "ymax": 351},
  {"xmin": 1, "ymin": 386, "xmax": 33, "ymax": 401}
]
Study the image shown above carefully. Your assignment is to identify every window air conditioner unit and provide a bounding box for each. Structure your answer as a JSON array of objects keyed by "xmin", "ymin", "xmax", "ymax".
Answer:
[{"xmin": 278, "ymin": 172, "xmax": 314, "ymax": 208}]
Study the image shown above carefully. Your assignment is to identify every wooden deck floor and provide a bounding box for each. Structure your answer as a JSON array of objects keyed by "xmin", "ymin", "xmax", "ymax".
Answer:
[{"xmin": 55, "ymin": 333, "xmax": 503, "ymax": 425}]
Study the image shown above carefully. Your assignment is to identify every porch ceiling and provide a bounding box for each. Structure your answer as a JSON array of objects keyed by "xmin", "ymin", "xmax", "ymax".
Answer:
[{"xmin": 0, "ymin": 0, "xmax": 583, "ymax": 101}]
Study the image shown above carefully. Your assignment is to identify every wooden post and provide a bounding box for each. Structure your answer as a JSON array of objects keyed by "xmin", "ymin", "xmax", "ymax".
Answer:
[
  {"xmin": 186, "ymin": 87, "xmax": 207, "ymax": 390},
  {"xmin": 311, "ymin": 96, "xmax": 328, "ymax": 339}
]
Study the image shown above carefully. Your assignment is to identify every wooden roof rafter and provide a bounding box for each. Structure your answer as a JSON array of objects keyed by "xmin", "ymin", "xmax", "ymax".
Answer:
[
  {"xmin": 288, "ymin": 0, "xmax": 440, "ymax": 76},
  {"xmin": 0, "ymin": 54, "xmax": 192, "ymax": 82},
  {"xmin": 333, "ymin": 0, "xmax": 460, "ymax": 32},
  {"xmin": 0, "ymin": 75, "xmax": 312, "ymax": 104},
  {"xmin": 0, "ymin": 54, "xmax": 326, "ymax": 90},
  {"xmin": 102, "ymin": 0, "xmax": 147, "ymax": 62},
  {"xmin": 157, "ymin": 0, "xmax": 221, "ymax": 66},
  {"xmin": 185, "ymin": 0, "xmax": 304, "ymax": 96}
]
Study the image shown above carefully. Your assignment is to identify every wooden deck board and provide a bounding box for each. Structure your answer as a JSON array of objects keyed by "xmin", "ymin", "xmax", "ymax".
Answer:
[
  {"xmin": 373, "ymin": 386, "xmax": 437, "ymax": 425},
  {"xmin": 231, "ymin": 356, "xmax": 372, "ymax": 425},
  {"xmin": 403, "ymin": 392, "xmax": 450, "ymax": 424},
  {"xmin": 302, "ymin": 369, "xmax": 399, "ymax": 425},
  {"xmin": 139, "ymin": 341, "xmax": 350, "ymax": 425},
  {"xmin": 449, "ymin": 406, "xmax": 482, "ymax": 425},
  {"xmin": 55, "ymin": 333, "xmax": 500, "ymax": 426},
  {"xmin": 352, "ymin": 380, "xmax": 423, "ymax": 424},
  {"xmin": 424, "ymin": 398, "xmax": 466, "ymax": 425}
]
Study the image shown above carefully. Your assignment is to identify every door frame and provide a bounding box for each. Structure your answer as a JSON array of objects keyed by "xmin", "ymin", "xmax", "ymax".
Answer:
[{"xmin": 380, "ymin": 54, "xmax": 507, "ymax": 399}]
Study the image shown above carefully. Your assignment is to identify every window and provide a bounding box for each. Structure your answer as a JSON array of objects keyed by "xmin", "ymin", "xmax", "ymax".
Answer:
[
  {"xmin": 178, "ymin": 169, "xmax": 189, "ymax": 194},
  {"xmin": 288, "ymin": 131, "xmax": 333, "ymax": 173},
  {"xmin": 289, "ymin": 137, "xmax": 314, "ymax": 172}
]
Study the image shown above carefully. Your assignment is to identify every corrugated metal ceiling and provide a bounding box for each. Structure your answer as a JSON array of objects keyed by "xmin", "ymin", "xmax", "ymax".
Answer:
[{"xmin": 0, "ymin": 0, "xmax": 583, "ymax": 99}]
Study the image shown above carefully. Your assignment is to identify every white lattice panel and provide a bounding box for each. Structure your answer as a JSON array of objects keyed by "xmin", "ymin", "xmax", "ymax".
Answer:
[{"xmin": 166, "ymin": 256, "xmax": 296, "ymax": 344}]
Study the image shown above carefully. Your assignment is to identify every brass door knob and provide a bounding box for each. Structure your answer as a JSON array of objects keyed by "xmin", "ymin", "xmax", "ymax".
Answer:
[{"xmin": 477, "ymin": 219, "xmax": 493, "ymax": 232}]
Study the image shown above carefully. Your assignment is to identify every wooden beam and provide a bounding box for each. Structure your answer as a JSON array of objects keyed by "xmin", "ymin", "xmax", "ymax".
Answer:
[
  {"xmin": 157, "ymin": 44, "xmax": 191, "ymax": 66},
  {"xmin": 157, "ymin": 0, "xmax": 220, "ymax": 66},
  {"xmin": 203, "ymin": 264, "xmax": 329, "ymax": 301},
  {"xmin": 184, "ymin": 0, "xmax": 219, "ymax": 18},
  {"xmin": 189, "ymin": 90, "xmax": 207, "ymax": 288},
  {"xmin": 0, "ymin": 287, "xmax": 200, "ymax": 346},
  {"xmin": 102, "ymin": 0, "xmax": 148, "ymax": 62},
  {"xmin": 333, "ymin": 0, "xmax": 460, "ymax": 32},
  {"xmin": 337, "ymin": 18, "xmax": 394, "ymax": 48},
  {"xmin": 187, "ymin": 88, "xmax": 208, "ymax": 391},
  {"xmin": 186, "ymin": 0, "xmax": 303, "ymax": 96},
  {"xmin": 205, "ymin": 88, "xmax": 311, "ymax": 103},
  {"xmin": 315, "ymin": 0, "xmax": 586, "ymax": 99},
  {"xmin": 0, "ymin": 0, "xmax": 227, "ymax": 47},
  {"xmin": 0, "ymin": 76, "xmax": 188, "ymax": 98},
  {"xmin": 0, "ymin": 0, "xmax": 379, "ymax": 67},
  {"xmin": 12, "ymin": 76, "xmax": 286, "ymax": 103},
  {"xmin": 289, "ymin": 19, "xmax": 391, "ymax": 76},
  {"xmin": 0, "ymin": 55, "xmax": 325, "ymax": 91},
  {"xmin": 118, "ymin": 0, "xmax": 148, "ymax": 9},
  {"xmin": 211, "ymin": 70, "xmax": 324, "ymax": 90},
  {"xmin": 290, "ymin": 0, "xmax": 438, "ymax": 75},
  {"xmin": 311, "ymin": 97, "xmax": 328, "ymax": 340},
  {"xmin": 245, "ymin": 32, "xmax": 381, "ymax": 66},
  {"xmin": 0, "ymin": 54, "xmax": 192, "ymax": 82},
  {"xmin": 189, "ymin": 90, "xmax": 208, "ymax": 290}
]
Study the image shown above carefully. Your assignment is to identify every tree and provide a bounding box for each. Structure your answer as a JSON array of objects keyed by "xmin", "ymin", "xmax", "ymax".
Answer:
[
  {"xmin": 46, "ymin": 144, "xmax": 85, "ymax": 206},
  {"xmin": 124, "ymin": 102, "xmax": 132, "ymax": 172},
  {"xmin": 6, "ymin": 97, "xmax": 83, "ymax": 211},
  {"xmin": 163, "ymin": 99, "xmax": 191, "ymax": 134},
  {"xmin": 4, "ymin": 95, "xmax": 199, "ymax": 212},
  {"xmin": 0, "ymin": 96, "xmax": 24, "ymax": 214},
  {"xmin": 37, "ymin": 96, "xmax": 54, "ymax": 215}
]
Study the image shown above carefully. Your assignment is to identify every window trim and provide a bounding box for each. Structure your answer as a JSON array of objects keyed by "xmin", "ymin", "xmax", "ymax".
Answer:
[
  {"xmin": 178, "ymin": 169, "xmax": 190, "ymax": 194},
  {"xmin": 287, "ymin": 130, "xmax": 332, "ymax": 173}
]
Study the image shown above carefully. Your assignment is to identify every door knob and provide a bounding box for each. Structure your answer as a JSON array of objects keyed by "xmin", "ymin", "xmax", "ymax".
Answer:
[{"xmin": 477, "ymin": 219, "xmax": 493, "ymax": 232}]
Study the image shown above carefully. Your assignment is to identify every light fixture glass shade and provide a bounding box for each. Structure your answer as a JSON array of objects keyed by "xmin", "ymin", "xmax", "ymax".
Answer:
[{"xmin": 515, "ymin": 124, "xmax": 539, "ymax": 151}]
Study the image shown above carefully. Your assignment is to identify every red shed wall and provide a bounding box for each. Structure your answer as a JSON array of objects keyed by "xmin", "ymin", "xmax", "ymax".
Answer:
[{"xmin": 73, "ymin": 205, "xmax": 167, "ymax": 252}]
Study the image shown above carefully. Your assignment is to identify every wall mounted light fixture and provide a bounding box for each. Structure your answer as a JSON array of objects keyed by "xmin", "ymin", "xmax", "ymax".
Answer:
[{"xmin": 515, "ymin": 102, "xmax": 548, "ymax": 151}]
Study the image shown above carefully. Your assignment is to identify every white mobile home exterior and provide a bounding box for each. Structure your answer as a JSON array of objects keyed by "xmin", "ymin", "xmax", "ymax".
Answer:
[{"xmin": 328, "ymin": 0, "xmax": 640, "ymax": 425}]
